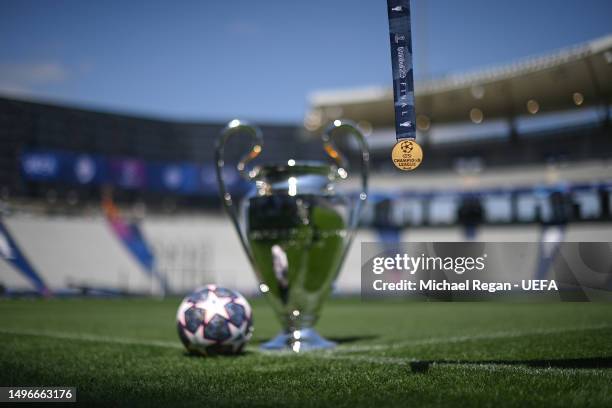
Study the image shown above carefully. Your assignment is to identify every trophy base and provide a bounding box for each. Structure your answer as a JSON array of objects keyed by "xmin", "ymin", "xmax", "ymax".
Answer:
[{"xmin": 260, "ymin": 328, "xmax": 336, "ymax": 352}]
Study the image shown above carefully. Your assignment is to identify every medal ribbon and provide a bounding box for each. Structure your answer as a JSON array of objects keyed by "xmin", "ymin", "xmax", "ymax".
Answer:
[{"xmin": 387, "ymin": 0, "xmax": 416, "ymax": 141}]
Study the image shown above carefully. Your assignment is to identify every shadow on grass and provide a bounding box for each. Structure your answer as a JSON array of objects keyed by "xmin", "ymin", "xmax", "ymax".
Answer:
[
  {"xmin": 327, "ymin": 335, "xmax": 379, "ymax": 344},
  {"xmin": 409, "ymin": 356, "xmax": 612, "ymax": 373}
]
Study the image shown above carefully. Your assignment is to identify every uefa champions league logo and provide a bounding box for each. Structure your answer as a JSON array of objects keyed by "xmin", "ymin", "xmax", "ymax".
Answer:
[
  {"xmin": 391, "ymin": 138, "xmax": 422, "ymax": 170},
  {"xmin": 400, "ymin": 140, "xmax": 414, "ymax": 155}
]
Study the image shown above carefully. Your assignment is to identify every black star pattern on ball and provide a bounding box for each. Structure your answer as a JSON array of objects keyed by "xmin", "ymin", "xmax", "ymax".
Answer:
[
  {"xmin": 204, "ymin": 315, "xmax": 231, "ymax": 342},
  {"xmin": 225, "ymin": 302, "xmax": 246, "ymax": 327},
  {"xmin": 214, "ymin": 287, "xmax": 235, "ymax": 298},
  {"xmin": 184, "ymin": 306, "xmax": 204, "ymax": 333},
  {"xmin": 187, "ymin": 289, "xmax": 209, "ymax": 303}
]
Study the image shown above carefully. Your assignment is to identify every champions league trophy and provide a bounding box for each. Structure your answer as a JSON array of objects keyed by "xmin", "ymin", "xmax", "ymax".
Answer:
[{"xmin": 215, "ymin": 119, "xmax": 369, "ymax": 351}]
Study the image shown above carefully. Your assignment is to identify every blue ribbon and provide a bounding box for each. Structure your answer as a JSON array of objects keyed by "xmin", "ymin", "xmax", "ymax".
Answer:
[{"xmin": 387, "ymin": 0, "xmax": 416, "ymax": 141}]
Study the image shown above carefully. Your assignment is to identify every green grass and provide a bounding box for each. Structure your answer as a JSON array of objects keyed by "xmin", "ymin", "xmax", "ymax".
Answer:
[{"xmin": 1, "ymin": 298, "xmax": 611, "ymax": 407}]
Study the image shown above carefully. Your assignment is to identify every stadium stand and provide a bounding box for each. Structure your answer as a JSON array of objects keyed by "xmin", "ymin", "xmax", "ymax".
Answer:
[{"xmin": 0, "ymin": 35, "xmax": 610, "ymax": 295}]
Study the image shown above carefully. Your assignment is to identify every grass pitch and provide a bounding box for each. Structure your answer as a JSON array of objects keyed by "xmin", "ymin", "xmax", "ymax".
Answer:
[{"xmin": 0, "ymin": 298, "xmax": 611, "ymax": 407}]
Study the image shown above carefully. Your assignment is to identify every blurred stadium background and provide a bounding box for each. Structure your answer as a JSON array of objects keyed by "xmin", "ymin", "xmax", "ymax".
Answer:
[{"xmin": 1, "ymin": 33, "xmax": 611, "ymax": 298}]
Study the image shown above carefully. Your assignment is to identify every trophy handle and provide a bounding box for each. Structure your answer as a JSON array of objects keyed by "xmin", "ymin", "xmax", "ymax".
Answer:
[
  {"xmin": 214, "ymin": 119, "xmax": 263, "ymax": 267},
  {"xmin": 322, "ymin": 119, "xmax": 370, "ymax": 254}
]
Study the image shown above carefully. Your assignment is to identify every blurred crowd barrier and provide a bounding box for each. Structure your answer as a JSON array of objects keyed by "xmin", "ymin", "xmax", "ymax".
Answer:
[{"xmin": 1, "ymin": 212, "xmax": 611, "ymax": 296}]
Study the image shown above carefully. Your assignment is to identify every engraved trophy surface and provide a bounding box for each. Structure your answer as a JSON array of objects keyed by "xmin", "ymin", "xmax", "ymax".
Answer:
[{"xmin": 215, "ymin": 119, "xmax": 368, "ymax": 352}]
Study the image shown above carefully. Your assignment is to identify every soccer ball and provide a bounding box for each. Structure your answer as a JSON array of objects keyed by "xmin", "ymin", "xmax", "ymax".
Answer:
[{"xmin": 176, "ymin": 285, "xmax": 253, "ymax": 356}]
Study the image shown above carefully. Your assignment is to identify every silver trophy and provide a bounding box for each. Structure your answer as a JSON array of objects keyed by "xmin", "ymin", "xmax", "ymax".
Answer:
[{"xmin": 215, "ymin": 119, "xmax": 368, "ymax": 351}]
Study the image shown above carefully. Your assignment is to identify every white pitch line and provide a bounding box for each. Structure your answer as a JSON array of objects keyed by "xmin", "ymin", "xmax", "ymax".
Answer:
[
  {"xmin": 0, "ymin": 328, "xmax": 183, "ymax": 349},
  {"xmin": 0, "ymin": 327, "xmax": 603, "ymax": 374},
  {"xmin": 2, "ymin": 323, "xmax": 611, "ymax": 371},
  {"xmin": 334, "ymin": 323, "xmax": 612, "ymax": 353}
]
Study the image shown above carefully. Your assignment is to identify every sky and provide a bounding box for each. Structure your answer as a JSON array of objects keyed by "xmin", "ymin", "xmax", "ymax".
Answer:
[{"xmin": 0, "ymin": 0, "xmax": 610, "ymax": 123}]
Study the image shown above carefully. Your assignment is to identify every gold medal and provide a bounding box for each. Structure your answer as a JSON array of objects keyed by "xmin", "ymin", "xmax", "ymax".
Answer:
[{"xmin": 391, "ymin": 139, "xmax": 423, "ymax": 171}]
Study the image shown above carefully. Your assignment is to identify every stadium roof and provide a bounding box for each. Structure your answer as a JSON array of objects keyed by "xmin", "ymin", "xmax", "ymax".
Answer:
[{"xmin": 307, "ymin": 35, "xmax": 612, "ymax": 128}]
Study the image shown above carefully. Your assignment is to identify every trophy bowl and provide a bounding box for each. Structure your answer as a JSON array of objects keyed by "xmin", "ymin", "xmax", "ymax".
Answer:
[{"xmin": 215, "ymin": 119, "xmax": 368, "ymax": 352}]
